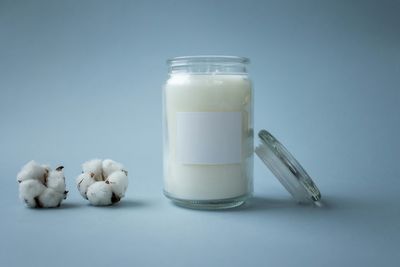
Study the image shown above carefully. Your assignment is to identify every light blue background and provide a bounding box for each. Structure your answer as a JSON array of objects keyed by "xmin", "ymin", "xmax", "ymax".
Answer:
[{"xmin": 1, "ymin": 0, "xmax": 399, "ymax": 266}]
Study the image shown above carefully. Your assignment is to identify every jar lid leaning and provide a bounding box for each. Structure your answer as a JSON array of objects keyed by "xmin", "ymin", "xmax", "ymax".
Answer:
[{"xmin": 255, "ymin": 130, "xmax": 322, "ymax": 204}]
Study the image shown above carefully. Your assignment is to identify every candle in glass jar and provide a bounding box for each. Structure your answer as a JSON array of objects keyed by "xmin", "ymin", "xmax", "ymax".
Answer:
[{"xmin": 163, "ymin": 56, "xmax": 253, "ymax": 209}]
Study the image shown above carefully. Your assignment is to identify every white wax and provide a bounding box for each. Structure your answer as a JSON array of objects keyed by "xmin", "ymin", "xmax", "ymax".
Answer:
[{"xmin": 164, "ymin": 74, "xmax": 253, "ymax": 200}]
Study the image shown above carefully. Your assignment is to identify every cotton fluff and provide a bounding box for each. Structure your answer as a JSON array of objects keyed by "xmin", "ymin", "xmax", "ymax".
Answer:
[
  {"xmin": 17, "ymin": 161, "xmax": 68, "ymax": 208},
  {"xmin": 86, "ymin": 182, "xmax": 113, "ymax": 206},
  {"xmin": 76, "ymin": 159, "xmax": 129, "ymax": 206},
  {"xmin": 82, "ymin": 159, "xmax": 103, "ymax": 181}
]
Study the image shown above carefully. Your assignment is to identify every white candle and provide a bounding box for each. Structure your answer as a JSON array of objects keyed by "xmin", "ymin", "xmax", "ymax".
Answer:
[{"xmin": 163, "ymin": 56, "xmax": 253, "ymax": 208}]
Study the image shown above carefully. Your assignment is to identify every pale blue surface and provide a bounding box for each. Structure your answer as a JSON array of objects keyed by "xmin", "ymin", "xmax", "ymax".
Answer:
[{"xmin": 1, "ymin": 1, "xmax": 399, "ymax": 266}]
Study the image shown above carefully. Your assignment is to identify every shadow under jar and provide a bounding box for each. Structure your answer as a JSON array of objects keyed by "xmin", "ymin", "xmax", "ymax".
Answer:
[{"xmin": 163, "ymin": 56, "xmax": 254, "ymax": 209}]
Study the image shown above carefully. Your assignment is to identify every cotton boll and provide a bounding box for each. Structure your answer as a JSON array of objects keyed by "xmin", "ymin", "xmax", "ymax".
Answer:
[
  {"xmin": 17, "ymin": 162, "xmax": 68, "ymax": 208},
  {"xmin": 106, "ymin": 170, "xmax": 128, "ymax": 198},
  {"xmin": 76, "ymin": 172, "xmax": 96, "ymax": 199},
  {"xmin": 16, "ymin": 160, "xmax": 48, "ymax": 184},
  {"xmin": 82, "ymin": 159, "xmax": 103, "ymax": 181},
  {"xmin": 86, "ymin": 182, "xmax": 113, "ymax": 206},
  {"xmin": 102, "ymin": 159, "xmax": 124, "ymax": 178},
  {"xmin": 78, "ymin": 159, "xmax": 129, "ymax": 205},
  {"xmin": 38, "ymin": 188, "xmax": 65, "ymax": 208},
  {"xmin": 19, "ymin": 179, "xmax": 46, "ymax": 208},
  {"xmin": 46, "ymin": 166, "xmax": 66, "ymax": 193}
]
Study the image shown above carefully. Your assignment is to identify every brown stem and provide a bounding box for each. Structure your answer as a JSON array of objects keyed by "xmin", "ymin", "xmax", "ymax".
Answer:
[
  {"xmin": 34, "ymin": 197, "xmax": 43, "ymax": 208},
  {"xmin": 56, "ymin": 166, "xmax": 64, "ymax": 171},
  {"xmin": 111, "ymin": 193, "xmax": 120, "ymax": 204}
]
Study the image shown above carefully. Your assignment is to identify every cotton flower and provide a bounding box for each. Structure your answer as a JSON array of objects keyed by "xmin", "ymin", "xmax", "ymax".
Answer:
[
  {"xmin": 17, "ymin": 161, "xmax": 68, "ymax": 208},
  {"xmin": 76, "ymin": 159, "xmax": 129, "ymax": 206}
]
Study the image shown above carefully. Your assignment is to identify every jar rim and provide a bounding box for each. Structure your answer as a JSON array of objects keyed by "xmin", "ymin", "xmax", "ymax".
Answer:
[{"xmin": 167, "ymin": 55, "xmax": 250, "ymax": 66}]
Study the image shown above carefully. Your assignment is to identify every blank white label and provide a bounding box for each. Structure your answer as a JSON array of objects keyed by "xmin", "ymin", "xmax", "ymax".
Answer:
[{"xmin": 176, "ymin": 112, "xmax": 242, "ymax": 165}]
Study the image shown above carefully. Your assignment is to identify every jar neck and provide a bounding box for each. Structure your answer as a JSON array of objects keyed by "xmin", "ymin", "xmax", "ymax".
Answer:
[{"xmin": 167, "ymin": 56, "xmax": 249, "ymax": 75}]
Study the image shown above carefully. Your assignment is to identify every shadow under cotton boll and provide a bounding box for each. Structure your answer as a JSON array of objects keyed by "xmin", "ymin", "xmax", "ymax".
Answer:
[{"xmin": 85, "ymin": 199, "xmax": 151, "ymax": 210}]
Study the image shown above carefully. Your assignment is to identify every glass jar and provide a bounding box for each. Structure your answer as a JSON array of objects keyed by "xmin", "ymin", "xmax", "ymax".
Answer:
[{"xmin": 163, "ymin": 56, "xmax": 253, "ymax": 209}]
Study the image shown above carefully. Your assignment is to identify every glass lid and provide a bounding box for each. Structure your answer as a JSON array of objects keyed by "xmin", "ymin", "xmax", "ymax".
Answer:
[{"xmin": 255, "ymin": 130, "xmax": 321, "ymax": 204}]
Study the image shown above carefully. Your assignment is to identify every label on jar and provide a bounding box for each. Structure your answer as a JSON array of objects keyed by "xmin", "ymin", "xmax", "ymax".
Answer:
[{"xmin": 176, "ymin": 112, "xmax": 242, "ymax": 164}]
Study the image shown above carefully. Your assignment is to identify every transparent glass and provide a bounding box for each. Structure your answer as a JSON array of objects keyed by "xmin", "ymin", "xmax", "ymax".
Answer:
[{"xmin": 163, "ymin": 56, "xmax": 254, "ymax": 209}]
